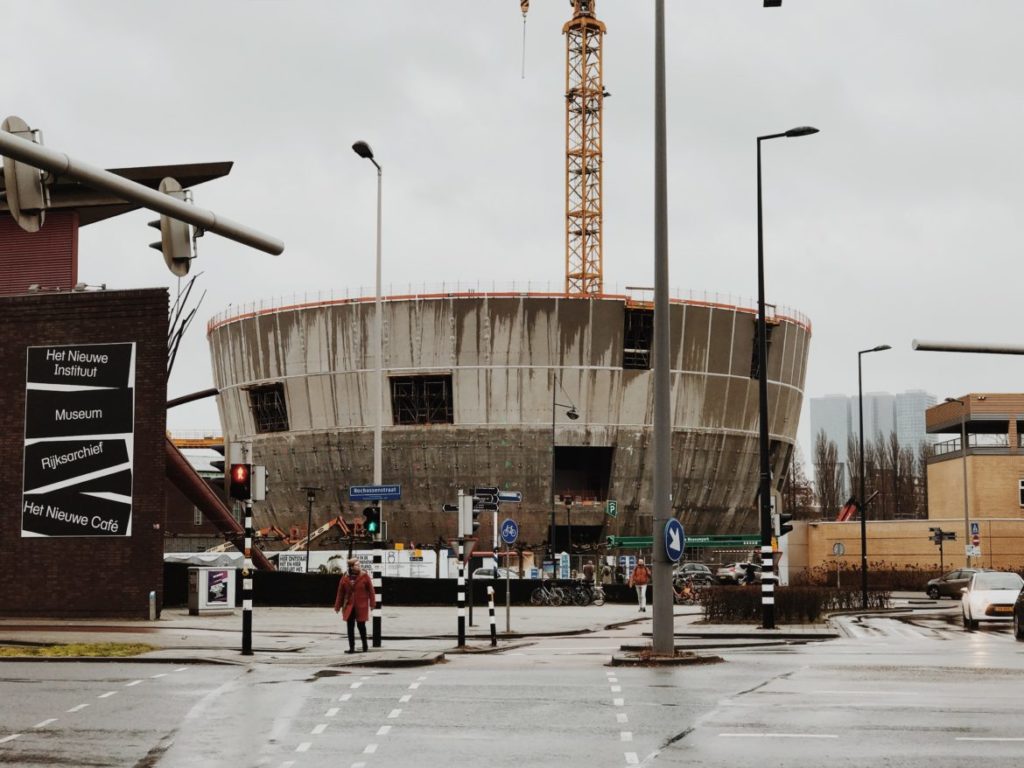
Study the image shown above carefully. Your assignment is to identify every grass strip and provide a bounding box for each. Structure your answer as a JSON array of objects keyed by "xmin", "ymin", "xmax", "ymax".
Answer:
[{"xmin": 0, "ymin": 642, "xmax": 155, "ymax": 658}]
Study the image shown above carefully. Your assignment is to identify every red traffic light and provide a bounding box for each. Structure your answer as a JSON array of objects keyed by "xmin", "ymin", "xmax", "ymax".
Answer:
[{"xmin": 229, "ymin": 463, "xmax": 252, "ymax": 500}]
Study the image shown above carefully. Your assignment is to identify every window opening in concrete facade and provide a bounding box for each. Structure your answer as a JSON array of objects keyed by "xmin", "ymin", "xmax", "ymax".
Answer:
[
  {"xmin": 390, "ymin": 374, "xmax": 453, "ymax": 425},
  {"xmin": 554, "ymin": 446, "xmax": 614, "ymax": 501},
  {"xmin": 623, "ymin": 307, "xmax": 653, "ymax": 369},
  {"xmin": 248, "ymin": 382, "xmax": 289, "ymax": 433}
]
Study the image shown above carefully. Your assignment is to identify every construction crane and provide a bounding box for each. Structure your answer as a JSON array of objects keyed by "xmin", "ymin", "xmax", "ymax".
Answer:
[{"xmin": 522, "ymin": 1, "xmax": 607, "ymax": 295}]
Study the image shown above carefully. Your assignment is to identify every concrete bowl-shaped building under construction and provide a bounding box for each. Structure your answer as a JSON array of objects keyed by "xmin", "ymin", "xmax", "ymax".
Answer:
[{"xmin": 207, "ymin": 288, "xmax": 811, "ymax": 551}]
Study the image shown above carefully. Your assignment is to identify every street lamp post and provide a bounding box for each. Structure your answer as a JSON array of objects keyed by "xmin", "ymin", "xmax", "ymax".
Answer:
[
  {"xmin": 353, "ymin": 140, "xmax": 384, "ymax": 648},
  {"xmin": 756, "ymin": 126, "xmax": 818, "ymax": 630},
  {"xmin": 858, "ymin": 344, "xmax": 891, "ymax": 609},
  {"xmin": 352, "ymin": 141, "xmax": 384, "ymax": 489},
  {"xmin": 945, "ymin": 397, "xmax": 971, "ymax": 567},
  {"xmin": 550, "ymin": 374, "xmax": 579, "ymax": 571},
  {"xmin": 300, "ymin": 486, "xmax": 322, "ymax": 574}
]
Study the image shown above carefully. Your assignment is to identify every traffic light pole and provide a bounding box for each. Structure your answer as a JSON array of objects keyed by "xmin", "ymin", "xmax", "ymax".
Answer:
[
  {"xmin": 372, "ymin": 542, "xmax": 382, "ymax": 648},
  {"xmin": 241, "ymin": 499, "xmax": 254, "ymax": 655},
  {"xmin": 457, "ymin": 536, "xmax": 466, "ymax": 647}
]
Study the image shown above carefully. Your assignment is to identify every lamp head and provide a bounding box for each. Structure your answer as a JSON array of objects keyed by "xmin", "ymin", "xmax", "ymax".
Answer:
[
  {"xmin": 352, "ymin": 140, "xmax": 375, "ymax": 160},
  {"xmin": 873, "ymin": 344, "xmax": 892, "ymax": 352},
  {"xmin": 785, "ymin": 126, "xmax": 819, "ymax": 137},
  {"xmin": 566, "ymin": 407, "xmax": 580, "ymax": 421}
]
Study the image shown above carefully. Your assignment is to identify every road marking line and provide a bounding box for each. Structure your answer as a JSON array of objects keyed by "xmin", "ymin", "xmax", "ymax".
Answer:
[
  {"xmin": 377, "ymin": 726, "xmax": 391, "ymax": 736},
  {"xmin": 399, "ymin": 695, "xmax": 412, "ymax": 703},
  {"xmin": 340, "ymin": 694, "xmax": 352, "ymax": 702},
  {"xmin": 350, "ymin": 763, "xmax": 366, "ymax": 768},
  {"xmin": 388, "ymin": 709, "xmax": 401, "ymax": 719},
  {"xmin": 150, "ymin": 673, "xmax": 167, "ymax": 679},
  {"xmin": 624, "ymin": 752, "xmax": 638, "ymax": 765},
  {"xmin": 326, "ymin": 708, "xmax": 339, "ymax": 717},
  {"xmin": 613, "ymin": 698, "xmax": 624, "ymax": 706},
  {"xmin": 621, "ymin": 732, "xmax": 633, "ymax": 742},
  {"xmin": 364, "ymin": 744, "xmax": 378, "ymax": 754},
  {"xmin": 174, "ymin": 667, "xmax": 188, "ymax": 672},
  {"xmin": 350, "ymin": 682, "xmax": 363, "ymax": 689},
  {"xmin": 956, "ymin": 737, "xmax": 1024, "ymax": 742},
  {"xmin": 125, "ymin": 680, "xmax": 143, "ymax": 687},
  {"xmin": 360, "ymin": 676, "xmax": 370, "ymax": 681},
  {"xmin": 417, "ymin": 676, "xmax": 427, "ymax": 681},
  {"xmin": 33, "ymin": 719, "xmax": 57, "ymax": 729},
  {"xmin": 611, "ymin": 685, "xmax": 622, "ymax": 692},
  {"xmin": 98, "ymin": 691, "xmax": 117, "ymax": 699},
  {"xmin": 311, "ymin": 724, "xmax": 327, "ymax": 735},
  {"xmin": 279, "ymin": 762, "xmax": 295, "ymax": 768},
  {"xmin": 0, "ymin": 735, "xmax": 20, "ymax": 744},
  {"xmin": 67, "ymin": 704, "xmax": 88, "ymax": 713},
  {"xmin": 718, "ymin": 733, "xmax": 838, "ymax": 739},
  {"xmin": 409, "ymin": 682, "xmax": 420, "ymax": 689},
  {"xmin": 609, "ymin": 677, "xmax": 619, "ymax": 683},
  {"xmin": 295, "ymin": 742, "xmax": 311, "ymax": 753},
  {"xmin": 617, "ymin": 713, "xmax": 629, "ymax": 724}
]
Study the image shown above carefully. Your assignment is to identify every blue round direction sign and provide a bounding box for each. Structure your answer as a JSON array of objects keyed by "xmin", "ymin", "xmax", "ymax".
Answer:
[
  {"xmin": 664, "ymin": 518, "xmax": 686, "ymax": 563},
  {"xmin": 500, "ymin": 518, "xmax": 519, "ymax": 545}
]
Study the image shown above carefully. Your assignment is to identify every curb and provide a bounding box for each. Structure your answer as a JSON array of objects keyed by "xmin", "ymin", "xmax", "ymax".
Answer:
[{"xmin": 610, "ymin": 651, "xmax": 724, "ymax": 667}]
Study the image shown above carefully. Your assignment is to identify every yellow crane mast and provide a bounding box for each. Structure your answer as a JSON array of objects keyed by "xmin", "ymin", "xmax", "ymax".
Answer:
[{"xmin": 523, "ymin": 1, "xmax": 607, "ymax": 295}]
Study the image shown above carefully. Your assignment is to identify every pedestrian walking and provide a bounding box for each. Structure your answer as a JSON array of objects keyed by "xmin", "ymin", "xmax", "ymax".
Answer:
[
  {"xmin": 601, "ymin": 563, "xmax": 613, "ymax": 585},
  {"xmin": 629, "ymin": 558, "xmax": 651, "ymax": 612},
  {"xmin": 582, "ymin": 560, "xmax": 595, "ymax": 584},
  {"xmin": 334, "ymin": 557, "xmax": 376, "ymax": 653}
]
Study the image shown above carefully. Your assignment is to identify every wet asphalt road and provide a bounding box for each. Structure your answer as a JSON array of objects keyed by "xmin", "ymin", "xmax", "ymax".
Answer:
[{"xmin": 1, "ymin": 611, "xmax": 1022, "ymax": 767}]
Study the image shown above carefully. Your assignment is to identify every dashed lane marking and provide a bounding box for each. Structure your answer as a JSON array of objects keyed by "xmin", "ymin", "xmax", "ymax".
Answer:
[
  {"xmin": 621, "ymin": 732, "xmax": 633, "ymax": 742},
  {"xmin": 613, "ymin": 698, "xmax": 624, "ymax": 706},
  {"xmin": 624, "ymin": 752, "xmax": 638, "ymax": 765},
  {"xmin": 956, "ymin": 737, "xmax": 1024, "ymax": 742},
  {"xmin": 0, "ymin": 735, "xmax": 21, "ymax": 744},
  {"xmin": 174, "ymin": 667, "xmax": 188, "ymax": 673},
  {"xmin": 719, "ymin": 733, "xmax": 838, "ymax": 739},
  {"xmin": 151, "ymin": 673, "xmax": 167, "ymax": 679},
  {"xmin": 409, "ymin": 682, "xmax": 420, "ymax": 689},
  {"xmin": 66, "ymin": 704, "xmax": 88, "ymax": 713},
  {"xmin": 33, "ymin": 719, "xmax": 56, "ymax": 729},
  {"xmin": 611, "ymin": 685, "xmax": 622, "ymax": 692},
  {"xmin": 340, "ymin": 694, "xmax": 352, "ymax": 702},
  {"xmin": 311, "ymin": 724, "xmax": 327, "ymax": 735},
  {"xmin": 377, "ymin": 726, "xmax": 391, "ymax": 736},
  {"xmin": 387, "ymin": 709, "xmax": 402, "ymax": 719},
  {"xmin": 350, "ymin": 682, "xmax": 363, "ymax": 689},
  {"xmin": 617, "ymin": 713, "xmax": 628, "ymax": 724},
  {"xmin": 98, "ymin": 692, "xmax": 117, "ymax": 699},
  {"xmin": 326, "ymin": 708, "xmax": 339, "ymax": 717},
  {"xmin": 363, "ymin": 744, "xmax": 378, "ymax": 754},
  {"xmin": 125, "ymin": 680, "xmax": 143, "ymax": 687},
  {"xmin": 295, "ymin": 742, "xmax": 311, "ymax": 753},
  {"xmin": 399, "ymin": 695, "xmax": 411, "ymax": 703}
]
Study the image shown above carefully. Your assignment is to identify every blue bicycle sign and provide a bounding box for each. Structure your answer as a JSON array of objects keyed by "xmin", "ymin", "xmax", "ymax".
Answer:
[{"xmin": 500, "ymin": 519, "xmax": 519, "ymax": 545}]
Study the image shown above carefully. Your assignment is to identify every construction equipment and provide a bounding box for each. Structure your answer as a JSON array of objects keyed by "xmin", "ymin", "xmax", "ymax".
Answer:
[
  {"xmin": 522, "ymin": 1, "xmax": 607, "ymax": 295},
  {"xmin": 286, "ymin": 516, "xmax": 354, "ymax": 551}
]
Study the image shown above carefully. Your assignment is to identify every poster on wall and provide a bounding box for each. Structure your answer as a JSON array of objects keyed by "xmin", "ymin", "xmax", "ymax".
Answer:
[{"xmin": 21, "ymin": 342, "xmax": 136, "ymax": 537}]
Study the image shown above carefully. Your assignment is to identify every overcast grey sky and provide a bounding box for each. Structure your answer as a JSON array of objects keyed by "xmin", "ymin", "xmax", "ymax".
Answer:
[{"xmin": 7, "ymin": 1, "xmax": 1024, "ymax": 462}]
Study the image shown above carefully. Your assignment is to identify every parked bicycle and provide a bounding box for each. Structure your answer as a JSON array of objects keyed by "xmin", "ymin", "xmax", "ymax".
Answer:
[
  {"xmin": 530, "ymin": 579, "xmax": 564, "ymax": 606},
  {"xmin": 569, "ymin": 579, "xmax": 606, "ymax": 606}
]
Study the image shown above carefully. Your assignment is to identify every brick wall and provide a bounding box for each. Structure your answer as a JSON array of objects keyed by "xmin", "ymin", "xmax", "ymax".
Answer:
[
  {"xmin": 928, "ymin": 453, "xmax": 1024, "ymax": 520},
  {"xmin": 0, "ymin": 288, "xmax": 167, "ymax": 617}
]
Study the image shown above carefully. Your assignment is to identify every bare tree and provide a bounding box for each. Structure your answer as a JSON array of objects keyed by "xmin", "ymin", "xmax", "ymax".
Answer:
[
  {"xmin": 814, "ymin": 430, "xmax": 843, "ymax": 518},
  {"xmin": 782, "ymin": 442, "xmax": 816, "ymax": 518},
  {"xmin": 916, "ymin": 440, "xmax": 932, "ymax": 516}
]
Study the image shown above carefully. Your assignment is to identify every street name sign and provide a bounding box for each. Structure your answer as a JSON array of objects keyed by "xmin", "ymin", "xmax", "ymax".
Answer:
[
  {"xmin": 497, "ymin": 490, "xmax": 522, "ymax": 503},
  {"xmin": 349, "ymin": 484, "xmax": 401, "ymax": 501}
]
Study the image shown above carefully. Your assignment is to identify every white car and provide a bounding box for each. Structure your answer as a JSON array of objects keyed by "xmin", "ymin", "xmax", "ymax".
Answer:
[
  {"xmin": 961, "ymin": 570, "xmax": 1024, "ymax": 630},
  {"xmin": 471, "ymin": 567, "xmax": 519, "ymax": 580}
]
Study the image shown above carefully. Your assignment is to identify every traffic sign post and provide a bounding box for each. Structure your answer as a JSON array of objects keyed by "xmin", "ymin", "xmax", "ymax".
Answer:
[{"xmin": 500, "ymin": 518, "xmax": 518, "ymax": 634}]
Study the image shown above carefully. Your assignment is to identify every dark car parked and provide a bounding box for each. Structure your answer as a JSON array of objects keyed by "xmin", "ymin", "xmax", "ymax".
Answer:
[
  {"xmin": 925, "ymin": 568, "xmax": 982, "ymax": 599},
  {"xmin": 673, "ymin": 562, "xmax": 715, "ymax": 585},
  {"xmin": 1014, "ymin": 586, "xmax": 1024, "ymax": 641}
]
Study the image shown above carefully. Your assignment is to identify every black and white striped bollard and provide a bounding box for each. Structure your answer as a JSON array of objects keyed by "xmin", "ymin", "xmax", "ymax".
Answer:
[
  {"xmin": 760, "ymin": 544, "xmax": 775, "ymax": 628},
  {"xmin": 372, "ymin": 545, "xmax": 382, "ymax": 647},
  {"xmin": 487, "ymin": 586, "xmax": 497, "ymax": 647},
  {"xmin": 457, "ymin": 537, "xmax": 466, "ymax": 647}
]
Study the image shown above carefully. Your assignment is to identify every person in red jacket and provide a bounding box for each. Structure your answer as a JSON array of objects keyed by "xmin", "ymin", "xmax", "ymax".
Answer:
[
  {"xmin": 334, "ymin": 558, "xmax": 376, "ymax": 653},
  {"xmin": 629, "ymin": 558, "xmax": 651, "ymax": 612}
]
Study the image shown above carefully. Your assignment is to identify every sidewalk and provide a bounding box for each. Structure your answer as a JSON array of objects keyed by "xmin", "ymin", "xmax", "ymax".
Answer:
[{"xmin": 0, "ymin": 600, "xmax": 845, "ymax": 667}]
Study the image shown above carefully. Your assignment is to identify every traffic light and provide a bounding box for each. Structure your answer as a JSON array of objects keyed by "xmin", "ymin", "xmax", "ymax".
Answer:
[
  {"xmin": 772, "ymin": 511, "xmax": 794, "ymax": 538},
  {"xmin": 467, "ymin": 502, "xmax": 482, "ymax": 536},
  {"xmin": 363, "ymin": 505, "xmax": 381, "ymax": 538},
  {"xmin": 229, "ymin": 463, "xmax": 252, "ymax": 500},
  {"xmin": 148, "ymin": 177, "xmax": 193, "ymax": 276}
]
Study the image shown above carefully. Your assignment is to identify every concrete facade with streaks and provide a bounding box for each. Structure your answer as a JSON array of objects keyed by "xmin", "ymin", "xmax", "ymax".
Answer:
[{"xmin": 207, "ymin": 293, "xmax": 811, "ymax": 549}]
